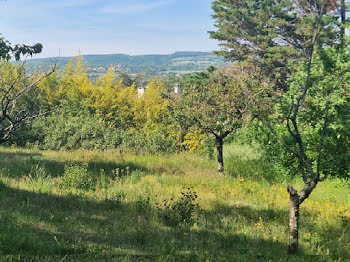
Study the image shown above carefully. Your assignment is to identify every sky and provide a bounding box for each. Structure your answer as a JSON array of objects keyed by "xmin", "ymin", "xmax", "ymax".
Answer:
[{"xmin": 0, "ymin": 0, "xmax": 219, "ymax": 58}]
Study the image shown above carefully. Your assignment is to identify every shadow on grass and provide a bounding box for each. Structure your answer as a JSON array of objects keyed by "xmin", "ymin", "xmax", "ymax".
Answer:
[
  {"xmin": 0, "ymin": 150, "xmax": 148, "ymax": 179},
  {"xmin": 206, "ymin": 202, "xmax": 350, "ymax": 261},
  {"xmin": 0, "ymin": 151, "xmax": 42, "ymax": 159},
  {"xmin": 0, "ymin": 181, "xmax": 318, "ymax": 262},
  {"xmin": 210, "ymin": 202, "xmax": 288, "ymax": 224}
]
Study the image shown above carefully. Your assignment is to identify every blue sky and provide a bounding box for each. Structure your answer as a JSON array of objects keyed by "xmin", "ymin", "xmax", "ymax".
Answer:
[{"xmin": 0, "ymin": 0, "xmax": 219, "ymax": 58}]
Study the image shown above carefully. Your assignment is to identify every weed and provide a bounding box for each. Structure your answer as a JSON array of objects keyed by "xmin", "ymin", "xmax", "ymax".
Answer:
[
  {"xmin": 156, "ymin": 187, "xmax": 199, "ymax": 227},
  {"xmin": 27, "ymin": 163, "xmax": 49, "ymax": 181},
  {"xmin": 135, "ymin": 194, "xmax": 152, "ymax": 213},
  {"xmin": 60, "ymin": 163, "xmax": 95, "ymax": 191},
  {"xmin": 125, "ymin": 170, "xmax": 142, "ymax": 184},
  {"xmin": 112, "ymin": 166, "xmax": 130, "ymax": 178}
]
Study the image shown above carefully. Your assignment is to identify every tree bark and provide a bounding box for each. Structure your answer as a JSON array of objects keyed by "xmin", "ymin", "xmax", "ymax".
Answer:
[
  {"xmin": 287, "ymin": 185, "xmax": 300, "ymax": 254},
  {"xmin": 215, "ymin": 137, "xmax": 224, "ymax": 173}
]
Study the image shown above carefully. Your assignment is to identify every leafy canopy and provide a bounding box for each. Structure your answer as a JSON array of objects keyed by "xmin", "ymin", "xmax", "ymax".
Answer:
[{"xmin": 209, "ymin": 0, "xmax": 339, "ymax": 90}]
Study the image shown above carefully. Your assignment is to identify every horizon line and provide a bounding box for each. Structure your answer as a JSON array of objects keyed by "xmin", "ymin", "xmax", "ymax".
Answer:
[{"xmin": 25, "ymin": 50, "xmax": 216, "ymax": 61}]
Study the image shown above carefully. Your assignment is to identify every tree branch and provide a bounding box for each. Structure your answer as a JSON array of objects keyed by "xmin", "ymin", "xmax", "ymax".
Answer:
[
  {"xmin": 262, "ymin": 119, "xmax": 300, "ymax": 158},
  {"xmin": 316, "ymin": 97, "xmax": 331, "ymax": 178}
]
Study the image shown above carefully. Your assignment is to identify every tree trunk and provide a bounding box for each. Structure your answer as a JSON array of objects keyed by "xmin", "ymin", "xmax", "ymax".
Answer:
[
  {"xmin": 341, "ymin": 0, "xmax": 346, "ymax": 47},
  {"xmin": 216, "ymin": 137, "xmax": 224, "ymax": 173},
  {"xmin": 287, "ymin": 185, "xmax": 300, "ymax": 254}
]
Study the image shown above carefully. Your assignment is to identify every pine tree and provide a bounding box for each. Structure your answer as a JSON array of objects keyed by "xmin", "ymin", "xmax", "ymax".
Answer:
[{"xmin": 209, "ymin": 0, "xmax": 338, "ymax": 91}]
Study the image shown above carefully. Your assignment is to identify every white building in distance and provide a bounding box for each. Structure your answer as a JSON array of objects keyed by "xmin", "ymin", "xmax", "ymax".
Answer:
[
  {"xmin": 138, "ymin": 85, "xmax": 147, "ymax": 98},
  {"xmin": 174, "ymin": 83, "xmax": 182, "ymax": 95},
  {"xmin": 137, "ymin": 83, "xmax": 182, "ymax": 98}
]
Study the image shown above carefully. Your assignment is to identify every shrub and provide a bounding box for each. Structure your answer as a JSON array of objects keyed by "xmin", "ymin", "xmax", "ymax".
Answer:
[
  {"xmin": 60, "ymin": 163, "xmax": 95, "ymax": 191},
  {"xmin": 16, "ymin": 111, "xmax": 124, "ymax": 151},
  {"xmin": 11, "ymin": 111, "xmax": 178, "ymax": 154},
  {"xmin": 121, "ymin": 130, "xmax": 177, "ymax": 154},
  {"xmin": 156, "ymin": 188, "xmax": 199, "ymax": 227}
]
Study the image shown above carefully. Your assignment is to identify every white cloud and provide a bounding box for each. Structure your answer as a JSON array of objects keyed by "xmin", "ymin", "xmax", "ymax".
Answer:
[{"xmin": 100, "ymin": 0, "xmax": 171, "ymax": 14}]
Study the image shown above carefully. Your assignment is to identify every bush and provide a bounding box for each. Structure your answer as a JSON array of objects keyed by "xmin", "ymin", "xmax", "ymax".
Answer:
[
  {"xmin": 156, "ymin": 188, "xmax": 199, "ymax": 227},
  {"xmin": 60, "ymin": 163, "xmax": 95, "ymax": 191},
  {"xmin": 15, "ymin": 111, "xmax": 124, "ymax": 151},
  {"xmin": 10, "ymin": 111, "xmax": 178, "ymax": 154},
  {"xmin": 121, "ymin": 130, "xmax": 177, "ymax": 154}
]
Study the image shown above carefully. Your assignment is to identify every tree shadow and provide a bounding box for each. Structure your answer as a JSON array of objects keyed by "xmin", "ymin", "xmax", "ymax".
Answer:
[
  {"xmin": 0, "ymin": 150, "xmax": 148, "ymax": 179},
  {"xmin": 205, "ymin": 202, "xmax": 350, "ymax": 261},
  {"xmin": 0, "ymin": 147, "xmax": 347, "ymax": 261},
  {"xmin": 0, "ymin": 150, "xmax": 42, "ymax": 159},
  {"xmin": 0, "ymin": 182, "xmax": 316, "ymax": 262},
  {"xmin": 209, "ymin": 201, "xmax": 288, "ymax": 224}
]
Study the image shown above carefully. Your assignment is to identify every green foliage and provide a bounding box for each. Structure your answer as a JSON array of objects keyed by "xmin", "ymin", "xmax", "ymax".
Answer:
[
  {"xmin": 135, "ymin": 194, "xmax": 152, "ymax": 213},
  {"xmin": 176, "ymin": 65, "xmax": 266, "ymax": 139},
  {"xmin": 30, "ymin": 112, "xmax": 123, "ymax": 151},
  {"xmin": 60, "ymin": 163, "xmax": 95, "ymax": 191},
  {"xmin": 260, "ymin": 47, "xmax": 350, "ymax": 180},
  {"xmin": 177, "ymin": 67, "xmax": 246, "ymax": 135},
  {"xmin": 156, "ymin": 188, "xmax": 199, "ymax": 227},
  {"xmin": 233, "ymin": 119, "xmax": 301, "ymax": 178},
  {"xmin": 121, "ymin": 130, "xmax": 177, "ymax": 154},
  {"xmin": 209, "ymin": 0, "xmax": 339, "ymax": 90},
  {"xmin": 7, "ymin": 56, "xmax": 181, "ymax": 154},
  {"xmin": 0, "ymin": 61, "xmax": 54, "ymax": 144},
  {"xmin": 0, "ymin": 35, "xmax": 42, "ymax": 61},
  {"xmin": 210, "ymin": 2, "xmax": 348, "ymax": 252},
  {"xmin": 28, "ymin": 163, "xmax": 50, "ymax": 181},
  {"xmin": 174, "ymin": 65, "xmax": 262, "ymax": 171},
  {"xmin": 224, "ymin": 143, "xmax": 284, "ymax": 182}
]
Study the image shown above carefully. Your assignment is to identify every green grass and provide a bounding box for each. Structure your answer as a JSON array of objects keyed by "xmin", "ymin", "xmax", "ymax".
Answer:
[{"xmin": 0, "ymin": 145, "xmax": 349, "ymax": 261}]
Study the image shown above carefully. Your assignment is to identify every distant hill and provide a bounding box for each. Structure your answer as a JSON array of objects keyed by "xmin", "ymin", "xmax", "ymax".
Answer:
[{"xmin": 21, "ymin": 51, "xmax": 230, "ymax": 78}]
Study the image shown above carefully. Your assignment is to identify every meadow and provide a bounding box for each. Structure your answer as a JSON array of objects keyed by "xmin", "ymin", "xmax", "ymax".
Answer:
[{"xmin": 0, "ymin": 144, "xmax": 349, "ymax": 262}]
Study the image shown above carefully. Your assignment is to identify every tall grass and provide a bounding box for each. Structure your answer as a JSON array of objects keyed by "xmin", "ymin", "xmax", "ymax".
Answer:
[{"xmin": 0, "ymin": 145, "xmax": 349, "ymax": 261}]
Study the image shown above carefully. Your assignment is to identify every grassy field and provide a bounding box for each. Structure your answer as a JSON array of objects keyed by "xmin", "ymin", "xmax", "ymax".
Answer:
[{"xmin": 0, "ymin": 145, "xmax": 349, "ymax": 261}]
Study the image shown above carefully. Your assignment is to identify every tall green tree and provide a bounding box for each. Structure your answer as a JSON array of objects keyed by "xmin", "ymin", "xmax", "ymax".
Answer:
[{"xmin": 210, "ymin": 0, "xmax": 348, "ymax": 253}]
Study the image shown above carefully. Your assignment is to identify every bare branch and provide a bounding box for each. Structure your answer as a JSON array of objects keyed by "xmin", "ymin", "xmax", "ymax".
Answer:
[
  {"xmin": 316, "ymin": 97, "xmax": 331, "ymax": 178},
  {"xmin": 12, "ymin": 66, "xmax": 55, "ymax": 102}
]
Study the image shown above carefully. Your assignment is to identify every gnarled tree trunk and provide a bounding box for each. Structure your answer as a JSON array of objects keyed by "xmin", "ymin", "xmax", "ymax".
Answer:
[
  {"xmin": 286, "ymin": 180, "xmax": 318, "ymax": 254},
  {"xmin": 287, "ymin": 185, "xmax": 300, "ymax": 254},
  {"xmin": 215, "ymin": 137, "xmax": 224, "ymax": 173}
]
